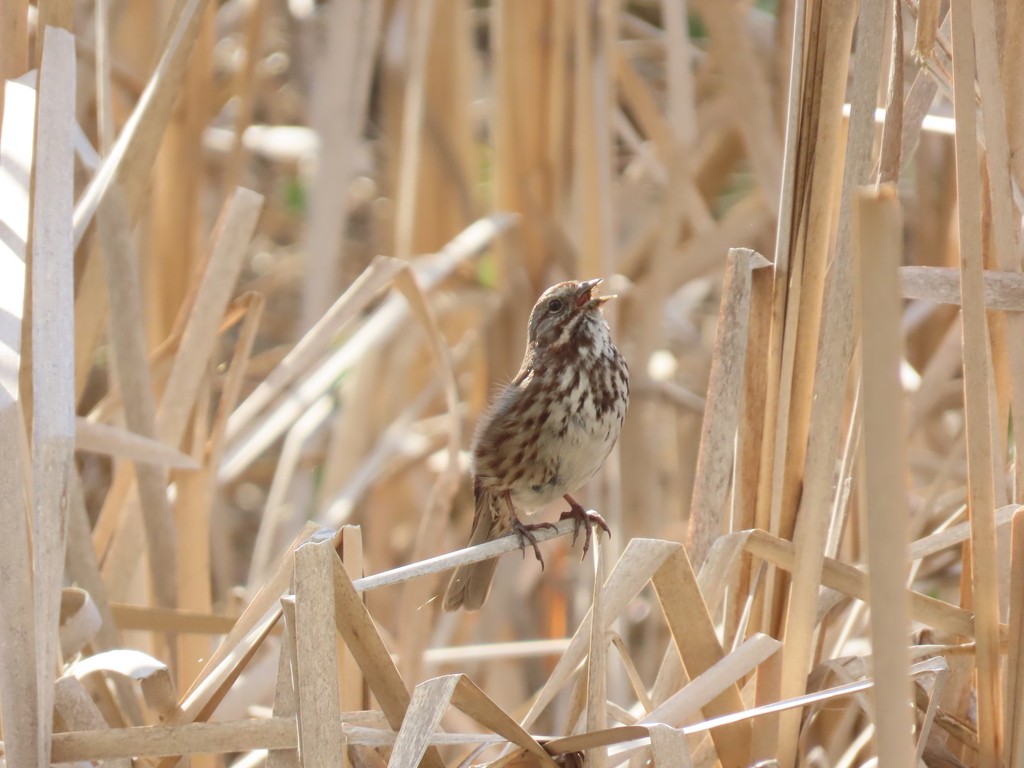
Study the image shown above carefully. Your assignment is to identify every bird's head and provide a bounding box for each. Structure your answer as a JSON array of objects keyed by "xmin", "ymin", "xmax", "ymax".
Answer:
[{"xmin": 526, "ymin": 278, "xmax": 614, "ymax": 350}]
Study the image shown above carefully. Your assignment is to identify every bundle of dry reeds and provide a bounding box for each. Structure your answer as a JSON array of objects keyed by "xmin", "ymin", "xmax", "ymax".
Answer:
[{"xmin": 2, "ymin": 0, "xmax": 1023, "ymax": 766}]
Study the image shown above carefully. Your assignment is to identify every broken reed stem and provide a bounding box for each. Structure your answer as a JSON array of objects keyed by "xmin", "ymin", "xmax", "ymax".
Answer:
[{"xmin": 686, "ymin": 248, "xmax": 766, "ymax": 569}]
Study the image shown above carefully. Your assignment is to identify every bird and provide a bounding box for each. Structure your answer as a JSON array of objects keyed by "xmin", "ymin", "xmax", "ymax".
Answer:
[{"xmin": 442, "ymin": 278, "xmax": 629, "ymax": 611}]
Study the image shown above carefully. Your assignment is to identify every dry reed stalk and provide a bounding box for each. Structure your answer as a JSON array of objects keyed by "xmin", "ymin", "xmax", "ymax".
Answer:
[
  {"xmin": 915, "ymin": 0, "xmax": 941, "ymax": 59},
  {"xmin": 908, "ymin": 504, "xmax": 1019, "ymax": 562},
  {"xmin": 173, "ymin": 453, "xmax": 215, "ymax": 752},
  {"xmin": 901, "ymin": 266, "xmax": 1024, "ymax": 308},
  {"xmin": 1004, "ymin": 1, "xmax": 1024, "ymax": 194},
  {"xmin": 73, "ymin": 239, "xmax": 110, "ymax": 406},
  {"xmin": 293, "ymin": 540, "xmax": 345, "ymax": 763},
  {"xmin": 586, "ymin": 537, "xmax": 608, "ymax": 768},
  {"xmin": 731, "ymin": 259, "xmax": 772, "ymax": 640},
  {"xmin": 224, "ymin": 0, "xmax": 267, "ymax": 192},
  {"xmin": 410, "ymin": 0, "xmax": 475, "ymax": 253},
  {"xmin": 301, "ymin": 0, "xmax": 382, "ymax": 328},
  {"xmin": 51, "ymin": 718, "xmax": 300, "ymax": 762},
  {"xmin": 1007, "ymin": 313, "xmax": 1024, "ymax": 506},
  {"xmin": 147, "ymin": 4, "xmax": 213, "ymax": 346},
  {"xmin": 392, "ymin": 0, "xmax": 435, "ymax": 263},
  {"xmin": 0, "ymin": 105, "xmax": 37, "ymax": 755},
  {"xmin": 900, "ymin": 67, "xmax": 944, "ymax": 173},
  {"xmin": 975, "ymin": 0, "xmax": 1020, "ymax": 523},
  {"xmin": 74, "ymin": 419, "xmax": 199, "ymax": 469},
  {"xmin": 208, "ymin": 292, "xmax": 265, "ymax": 466},
  {"xmin": 742, "ymin": 529, "xmax": 980, "ymax": 647},
  {"xmin": 574, "ymin": 0, "xmax": 616, "ymax": 283},
  {"xmin": 337, "ymin": 526, "xmax": 365, "ymax": 768},
  {"xmin": 1008, "ymin": 509, "xmax": 1024, "ymax": 764},
  {"xmin": 652, "ymin": 547, "xmax": 753, "ymax": 766},
  {"xmin": 773, "ymin": 0, "xmax": 881, "ymax": 763},
  {"xmin": 157, "ymin": 188, "xmax": 263, "ymax": 445},
  {"xmin": 108, "ymin": 604, "xmax": 241, "ymax": 636},
  {"xmin": 30, "ymin": 31, "xmax": 78, "ymax": 766},
  {"xmin": 96, "ymin": 188, "xmax": 178, "ymax": 610},
  {"xmin": 493, "ymin": 1, "xmax": 556, "ymax": 292},
  {"xmin": 752, "ymin": 0, "xmax": 805, "ymax": 642},
  {"xmin": 473, "ymin": 538, "xmax": 756, "ymax": 765},
  {"xmin": 73, "ymin": 0, "xmax": 211, "ymax": 248},
  {"xmin": 877, "ymin": 0, "xmax": 904, "ymax": 185},
  {"xmin": 347, "ymin": 517, "xmax": 577, "ymax": 597},
  {"xmin": 267, "ymin": 613, "xmax": 299, "ymax": 768},
  {"xmin": 950, "ymin": 0, "xmax": 1005, "ymax": 764},
  {"xmin": 969, "ymin": 0, "xmax": 1024, "ymax": 520},
  {"xmin": 770, "ymin": 0, "xmax": 856, "ymax": 560},
  {"xmin": 855, "ymin": 183, "xmax": 914, "ymax": 765},
  {"xmin": 686, "ymin": 248, "xmax": 767, "ymax": 569}
]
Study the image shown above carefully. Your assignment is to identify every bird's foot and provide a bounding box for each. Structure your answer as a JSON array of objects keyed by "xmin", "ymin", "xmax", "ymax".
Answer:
[
  {"xmin": 559, "ymin": 496, "xmax": 611, "ymax": 559},
  {"xmin": 510, "ymin": 515, "xmax": 557, "ymax": 570}
]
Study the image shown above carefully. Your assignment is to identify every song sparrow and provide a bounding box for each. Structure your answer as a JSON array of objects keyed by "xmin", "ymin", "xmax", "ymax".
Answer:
[{"xmin": 443, "ymin": 278, "xmax": 629, "ymax": 611}]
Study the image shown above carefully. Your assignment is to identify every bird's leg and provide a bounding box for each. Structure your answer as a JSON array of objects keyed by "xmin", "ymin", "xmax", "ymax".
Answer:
[
  {"xmin": 559, "ymin": 494, "xmax": 611, "ymax": 559},
  {"xmin": 503, "ymin": 491, "xmax": 556, "ymax": 569}
]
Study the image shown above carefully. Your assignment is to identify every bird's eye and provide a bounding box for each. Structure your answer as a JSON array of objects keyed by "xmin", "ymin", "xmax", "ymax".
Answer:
[{"xmin": 547, "ymin": 299, "xmax": 563, "ymax": 313}]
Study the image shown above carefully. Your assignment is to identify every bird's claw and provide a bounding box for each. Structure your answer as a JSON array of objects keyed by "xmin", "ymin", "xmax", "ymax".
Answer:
[
  {"xmin": 510, "ymin": 517, "xmax": 557, "ymax": 570},
  {"xmin": 559, "ymin": 504, "xmax": 610, "ymax": 560}
]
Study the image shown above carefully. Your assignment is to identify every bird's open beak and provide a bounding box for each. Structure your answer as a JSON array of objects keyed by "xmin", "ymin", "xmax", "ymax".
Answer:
[{"xmin": 576, "ymin": 278, "xmax": 615, "ymax": 309}]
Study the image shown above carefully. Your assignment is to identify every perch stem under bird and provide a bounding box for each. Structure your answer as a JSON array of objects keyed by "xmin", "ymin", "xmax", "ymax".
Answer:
[{"xmin": 346, "ymin": 517, "xmax": 582, "ymax": 594}]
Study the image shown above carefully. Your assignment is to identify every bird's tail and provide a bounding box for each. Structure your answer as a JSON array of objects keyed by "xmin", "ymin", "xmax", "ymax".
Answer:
[{"xmin": 443, "ymin": 490, "xmax": 509, "ymax": 611}]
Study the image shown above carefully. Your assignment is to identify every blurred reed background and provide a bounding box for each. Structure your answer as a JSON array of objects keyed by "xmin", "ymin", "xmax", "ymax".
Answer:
[{"xmin": 2, "ymin": 0, "xmax": 1024, "ymax": 766}]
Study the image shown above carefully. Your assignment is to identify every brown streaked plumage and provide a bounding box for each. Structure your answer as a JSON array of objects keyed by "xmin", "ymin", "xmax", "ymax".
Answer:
[{"xmin": 443, "ymin": 279, "xmax": 629, "ymax": 611}]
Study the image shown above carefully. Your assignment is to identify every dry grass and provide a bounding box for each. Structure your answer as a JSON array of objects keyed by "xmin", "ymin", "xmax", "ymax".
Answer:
[{"xmin": 1, "ymin": 0, "xmax": 1023, "ymax": 766}]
